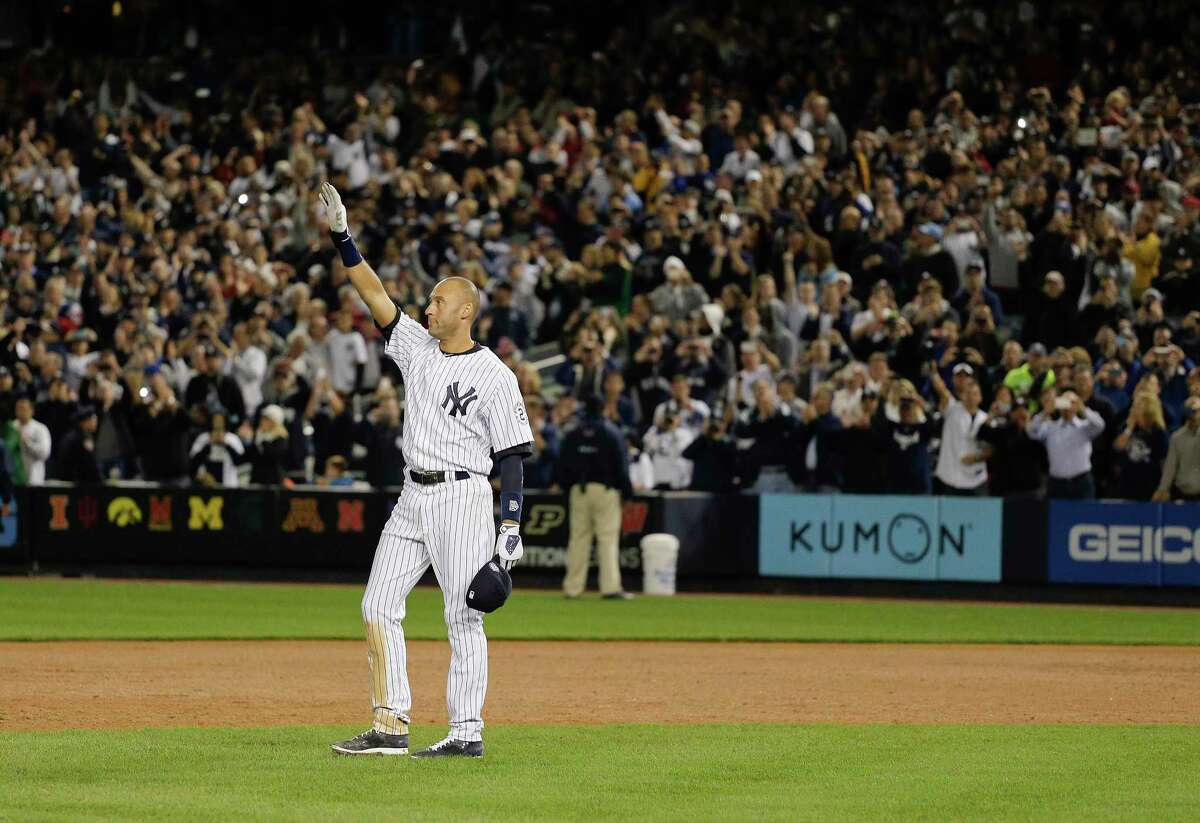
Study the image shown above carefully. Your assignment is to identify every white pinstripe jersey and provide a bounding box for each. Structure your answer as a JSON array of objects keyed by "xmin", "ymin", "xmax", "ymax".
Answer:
[{"xmin": 381, "ymin": 310, "xmax": 533, "ymax": 475}]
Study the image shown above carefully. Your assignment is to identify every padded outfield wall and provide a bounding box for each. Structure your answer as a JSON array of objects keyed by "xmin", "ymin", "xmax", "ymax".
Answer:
[{"xmin": 2, "ymin": 483, "xmax": 1198, "ymax": 589}]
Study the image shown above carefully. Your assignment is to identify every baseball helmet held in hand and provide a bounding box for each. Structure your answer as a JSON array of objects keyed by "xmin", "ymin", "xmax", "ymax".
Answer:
[{"xmin": 466, "ymin": 555, "xmax": 513, "ymax": 613}]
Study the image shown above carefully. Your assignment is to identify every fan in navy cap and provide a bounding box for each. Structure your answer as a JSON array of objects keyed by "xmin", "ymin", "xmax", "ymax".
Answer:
[{"xmin": 466, "ymin": 556, "xmax": 513, "ymax": 613}]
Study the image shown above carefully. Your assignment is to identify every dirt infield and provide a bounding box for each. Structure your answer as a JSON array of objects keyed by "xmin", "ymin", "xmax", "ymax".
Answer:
[{"xmin": 2, "ymin": 640, "xmax": 1198, "ymax": 731}]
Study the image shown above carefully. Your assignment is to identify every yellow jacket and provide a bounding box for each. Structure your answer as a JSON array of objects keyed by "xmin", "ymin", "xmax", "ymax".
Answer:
[{"xmin": 1123, "ymin": 232, "xmax": 1161, "ymax": 301}]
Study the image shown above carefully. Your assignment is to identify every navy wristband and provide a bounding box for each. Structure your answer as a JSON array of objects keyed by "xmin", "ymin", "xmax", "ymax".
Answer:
[
  {"xmin": 331, "ymin": 229, "xmax": 364, "ymax": 268},
  {"xmin": 500, "ymin": 492, "xmax": 522, "ymax": 523}
]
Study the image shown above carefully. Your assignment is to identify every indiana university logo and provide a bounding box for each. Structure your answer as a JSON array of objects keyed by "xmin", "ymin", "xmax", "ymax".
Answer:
[{"xmin": 442, "ymin": 382, "xmax": 478, "ymax": 417}]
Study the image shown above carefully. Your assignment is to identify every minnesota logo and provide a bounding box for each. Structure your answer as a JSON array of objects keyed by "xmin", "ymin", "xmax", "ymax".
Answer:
[
  {"xmin": 107, "ymin": 496, "xmax": 143, "ymax": 527},
  {"xmin": 282, "ymin": 498, "xmax": 325, "ymax": 533}
]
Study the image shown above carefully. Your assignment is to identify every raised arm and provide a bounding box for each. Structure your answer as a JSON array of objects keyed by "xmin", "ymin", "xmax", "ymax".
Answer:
[
  {"xmin": 319, "ymin": 182, "xmax": 397, "ymax": 329},
  {"xmin": 929, "ymin": 369, "xmax": 952, "ymax": 412},
  {"xmin": 1025, "ymin": 414, "xmax": 1049, "ymax": 442},
  {"xmin": 1078, "ymin": 404, "xmax": 1106, "ymax": 440}
]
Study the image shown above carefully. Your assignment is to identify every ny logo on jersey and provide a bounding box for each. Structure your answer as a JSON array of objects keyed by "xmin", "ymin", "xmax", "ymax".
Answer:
[{"xmin": 442, "ymin": 381, "xmax": 479, "ymax": 417}]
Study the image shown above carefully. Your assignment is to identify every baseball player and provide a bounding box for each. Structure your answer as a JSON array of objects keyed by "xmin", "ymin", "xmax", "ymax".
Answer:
[{"xmin": 319, "ymin": 183, "xmax": 533, "ymax": 759}]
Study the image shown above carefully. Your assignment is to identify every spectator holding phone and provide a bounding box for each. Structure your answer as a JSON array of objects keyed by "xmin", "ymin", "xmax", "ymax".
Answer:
[
  {"xmin": 980, "ymin": 390, "xmax": 1045, "ymax": 496},
  {"xmin": 244, "ymin": 404, "xmax": 291, "ymax": 486},
  {"xmin": 189, "ymin": 411, "xmax": 245, "ymax": 488},
  {"xmin": 876, "ymin": 383, "xmax": 936, "ymax": 494},
  {"xmin": 1026, "ymin": 390, "xmax": 1106, "ymax": 499}
]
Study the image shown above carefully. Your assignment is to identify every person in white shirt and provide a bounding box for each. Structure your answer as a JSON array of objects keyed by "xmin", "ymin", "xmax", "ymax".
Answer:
[
  {"xmin": 930, "ymin": 369, "xmax": 990, "ymax": 495},
  {"xmin": 832, "ymin": 363, "xmax": 868, "ymax": 425},
  {"xmin": 726, "ymin": 342, "xmax": 775, "ymax": 413},
  {"xmin": 1026, "ymin": 390, "xmax": 1106, "ymax": 500},
  {"xmin": 653, "ymin": 373, "xmax": 711, "ymax": 437},
  {"xmin": 326, "ymin": 123, "xmax": 370, "ymax": 190},
  {"xmin": 306, "ymin": 313, "xmax": 334, "ymax": 381},
  {"xmin": 649, "ymin": 257, "xmax": 708, "ymax": 324},
  {"xmin": 781, "ymin": 275, "xmax": 821, "ymax": 337},
  {"xmin": 189, "ymin": 412, "xmax": 245, "ymax": 488},
  {"xmin": 326, "ymin": 309, "xmax": 369, "ymax": 395},
  {"xmin": 654, "ymin": 109, "xmax": 704, "ymax": 176},
  {"xmin": 717, "ymin": 134, "xmax": 762, "ymax": 181},
  {"xmin": 14, "ymin": 397, "xmax": 51, "ymax": 485},
  {"xmin": 641, "ymin": 412, "xmax": 696, "ymax": 490},
  {"xmin": 64, "ymin": 329, "xmax": 100, "ymax": 393},
  {"xmin": 228, "ymin": 322, "xmax": 268, "ymax": 418},
  {"xmin": 627, "ymin": 434, "xmax": 656, "ymax": 493},
  {"xmin": 798, "ymin": 94, "xmax": 848, "ymax": 157},
  {"xmin": 942, "ymin": 216, "xmax": 984, "ymax": 284},
  {"xmin": 762, "ymin": 110, "xmax": 814, "ymax": 173}
]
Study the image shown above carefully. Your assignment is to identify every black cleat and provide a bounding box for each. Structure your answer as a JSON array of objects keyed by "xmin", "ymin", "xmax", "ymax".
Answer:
[
  {"xmin": 602, "ymin": 591, "xmax": 634, "ymax": 600},
  {"xmin": 411, "ymin": 737, "xmax": 484, "ymax": 758},
  {"xmin": 331, "ymin": 729, "xmax": 410, "ymax": 756}
]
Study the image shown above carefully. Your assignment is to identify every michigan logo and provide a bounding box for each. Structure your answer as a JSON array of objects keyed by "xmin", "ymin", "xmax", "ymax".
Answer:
[
  {"xmin": 107, "ymin": 496, "xmax": 143, "ymax": 528},
  {"xmin": 188, "ymin": 496, "xmax": 224, "ymax": 530}
]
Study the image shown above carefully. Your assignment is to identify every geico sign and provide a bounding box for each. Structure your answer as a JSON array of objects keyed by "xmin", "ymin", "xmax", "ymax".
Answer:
[{"xmin": 1068, "ymin": 525, "xmax": 1200, "ymax": 563}]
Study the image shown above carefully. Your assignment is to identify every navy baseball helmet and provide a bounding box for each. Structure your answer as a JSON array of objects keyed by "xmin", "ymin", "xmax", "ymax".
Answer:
[{"xmin": 466, "ymin": 555, "xmax": 512, "ymax": 613}]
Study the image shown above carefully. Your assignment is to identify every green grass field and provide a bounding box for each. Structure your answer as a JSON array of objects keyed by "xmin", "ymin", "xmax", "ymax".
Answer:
[
  {"xmin": 2, "ymin": 725, "xmax": 1196, "ymax": 822},
  {"xmin": 2, "ymin": 576, "xmax": 1198, "ymax": 821},
  {"xmin": 2, "ymin": 577, "xmax": 1199, "ymax": 644}
]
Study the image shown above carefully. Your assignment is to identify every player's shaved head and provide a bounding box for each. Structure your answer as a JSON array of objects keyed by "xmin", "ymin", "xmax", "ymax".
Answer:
[
  {"xmin": 426, "ymin": 276, "xmax": 482, "ymax": 346},
  {"xmin": 437, "ymin": 276, "xmax": 480, "ymax": 322}
]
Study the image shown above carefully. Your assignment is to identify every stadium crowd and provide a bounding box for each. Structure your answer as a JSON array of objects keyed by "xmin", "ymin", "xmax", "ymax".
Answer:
[{"xmin": 1, "ymin": 2, "xmax": 1200, "ymax": 501}]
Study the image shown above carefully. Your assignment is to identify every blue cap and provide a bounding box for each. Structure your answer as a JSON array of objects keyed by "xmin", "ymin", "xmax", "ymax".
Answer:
[{"xmin": 917, "ymin": 223, "xmax": 944, "ymax": 241}]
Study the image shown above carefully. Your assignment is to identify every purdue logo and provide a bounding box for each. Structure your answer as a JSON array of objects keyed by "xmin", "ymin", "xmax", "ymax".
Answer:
[
  {"xmin": 441, "ymin": 382, "xmax": 478, "ymax": 417},
  {"xmin": 525, "ymin": 504, "xmax": 566, "ymax": 536}
]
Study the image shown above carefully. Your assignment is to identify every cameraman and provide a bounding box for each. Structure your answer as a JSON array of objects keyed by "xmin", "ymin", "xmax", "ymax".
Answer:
[
  {"xmin": 959, "ymin": 304, "xmax": 1002, "ymax": 368},
  {"xmin": 951, "ymin": 262, "xmax": 1006, "ymax": 328},
  {"xmin": 979, "ymin": 390, "xmax": 1045, "ymax": 496},
  {"xmin": 683, "ymin": 417, "xmax": 738, "ymax": 492},
  {"xmin": 626, "ymin": 333, "xmax": 672, "ymax": 423},
  {"xmin": 131, "ymin": 372, "xmax": 191, "ymax": 484},
  {"xmin": 642, "ymin": 409, "xmax": 696, "ymax": 490},
  {"xmin": 183, "ymin": 342, "xmax": 246, "ymax": 426},
  {"xmin": 653, "ymin": 372, "xmax": 711, "ymax": 436}
]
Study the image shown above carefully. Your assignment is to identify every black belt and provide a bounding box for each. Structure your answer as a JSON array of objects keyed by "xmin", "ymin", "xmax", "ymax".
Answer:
[{"xmin": 408, "ymin": 469, "xmax": 471, "ymax": 485}]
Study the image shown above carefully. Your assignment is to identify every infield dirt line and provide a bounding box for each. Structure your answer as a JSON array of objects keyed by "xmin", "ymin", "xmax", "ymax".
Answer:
[{"xmin": 2, "ymin": 640, "xmax": 1198, "ymax": 731}]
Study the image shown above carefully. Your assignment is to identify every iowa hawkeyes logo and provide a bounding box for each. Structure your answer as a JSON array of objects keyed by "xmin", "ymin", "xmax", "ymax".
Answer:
[{"xmin": 107, "ymin": 496, "xmax": 143, "ymax": 527}]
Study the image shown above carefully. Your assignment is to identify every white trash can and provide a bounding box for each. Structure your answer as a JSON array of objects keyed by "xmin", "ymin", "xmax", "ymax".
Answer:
[{"xmin": 640, "ymin": 533, "xmax": 680, "ymax": 596}]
